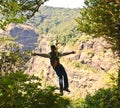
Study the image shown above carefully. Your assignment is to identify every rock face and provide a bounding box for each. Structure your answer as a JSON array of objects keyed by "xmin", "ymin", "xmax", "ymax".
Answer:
[
  {"xmin": 0, "ymin": 23, "xmax": 38, "ymax": 51},
  {"xmin": 25, "ymin": 35, "xmax": 118, "ymax": 98},
  {"xmin": 78, "ymin": 38, "xmax": 115, "ymax": 71}
]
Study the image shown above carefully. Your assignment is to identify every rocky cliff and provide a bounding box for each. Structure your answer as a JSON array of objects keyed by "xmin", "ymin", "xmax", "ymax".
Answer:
[
  {"xmin": 0, "ymin": 23, "xmax": 38, "ymax": 51},
  {"xmin": 25, "ymin": 35, "xmax": 118, "ymax": 98}
]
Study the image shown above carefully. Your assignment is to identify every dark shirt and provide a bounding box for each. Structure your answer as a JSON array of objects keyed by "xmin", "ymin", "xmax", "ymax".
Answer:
[{"xmin": 49, "ymin": 51, "xmax": 61, "ymax": 68}]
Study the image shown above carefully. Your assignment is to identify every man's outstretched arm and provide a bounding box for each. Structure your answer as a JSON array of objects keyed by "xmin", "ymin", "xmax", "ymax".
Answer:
[
  {"xmin": 32, "ymin": 53, "xmax": 50, "ymax": 58},
  {"xmin": 61, "ymin": 51, "xmax": 76, "ymax": 56}
]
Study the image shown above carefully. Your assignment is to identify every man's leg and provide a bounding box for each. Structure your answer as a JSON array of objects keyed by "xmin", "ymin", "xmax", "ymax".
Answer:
[
  {"xmin": 63, "ymin": 71, "xmax": 69, "ymax": 89},
  {"xmin": 55, "ymin": 66, "xmax": 63, "ymax": 94},
  {"xmin": 60, "ymin": 65, "xmax": 70, "ymax": 92},
  {"xmin": 59, "ymin": 77, "xmax": 63, "ymax": 94}
]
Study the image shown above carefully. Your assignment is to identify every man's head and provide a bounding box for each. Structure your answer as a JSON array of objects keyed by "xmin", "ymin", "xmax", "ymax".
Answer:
[{"xmin": 51, "ymin": 45, "xmax": 56, "ymax": 51}]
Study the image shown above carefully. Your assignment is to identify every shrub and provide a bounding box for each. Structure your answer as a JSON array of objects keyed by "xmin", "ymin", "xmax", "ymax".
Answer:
[
  {"xmin": 79, "ymin": 87, "xmax": 120, "ymax": 108},
  {"xmin": 0, "ymin": 72, "xmax": 70, "ymax": 108}
]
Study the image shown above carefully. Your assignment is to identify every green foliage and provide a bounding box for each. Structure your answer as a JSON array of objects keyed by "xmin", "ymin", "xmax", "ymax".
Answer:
[
  {"xmin": 104, "ymin": 69, "xmax": 118, "ymax": 86},
  {"xmin": 79, "ymin": 87, "xmax": 120, "ymax": 108},
  {"xmin": 28, "ymin": 6, "xmax": 80, "ymax": 45},
  {"xmin": 29, "ymin": 6, "xmax": 80, "ymax": 34},
  {"xmin": 76, "ymin": 0, "xmax": 120, "ymax": 87},
  {"xmin": 69, "ymin": 87, "xmax": 120, "ymax": 108},
  {"xmin": 0, "ymin": 0, "xmax": 47, "ymax": 29},
  {"xmin": 0, "ymin": 36, "xmax": 31, "ymax": 75},
  {"xmin": 71, "ymin": 98, "xmax": 85, "ymax": 108},
  {"xmin": 0, "ymin": 72, "xmax": 70, "ymax": 108},
  {"xmin": 76, "ymin": 0, "xmax": 120, "ymax": 51}
]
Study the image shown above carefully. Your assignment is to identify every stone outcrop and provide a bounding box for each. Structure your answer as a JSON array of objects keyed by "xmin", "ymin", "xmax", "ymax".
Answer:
[
  {"xmin": 0, "ymin": 23, "xmax": 38, "ymax": 51},
  {"xmin": 25, "ymin": 35, "xmax": 118, "ymax": 97}
]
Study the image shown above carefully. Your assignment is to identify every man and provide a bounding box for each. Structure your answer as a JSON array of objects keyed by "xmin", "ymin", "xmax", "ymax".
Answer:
[{"xmin": 33, "ymin": 45, "xmax": 75, "ymax": 95}]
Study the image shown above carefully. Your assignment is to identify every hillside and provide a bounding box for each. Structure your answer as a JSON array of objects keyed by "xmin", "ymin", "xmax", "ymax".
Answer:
[{"xmin": 28, "ymin": 6, "xmax": 80, "ymax": 34}]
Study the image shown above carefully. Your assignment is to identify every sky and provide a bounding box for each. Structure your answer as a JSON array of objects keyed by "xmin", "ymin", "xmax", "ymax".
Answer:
[{"xmin": 44, "ymin": 0, "xmax": 85, "ymax": 8}]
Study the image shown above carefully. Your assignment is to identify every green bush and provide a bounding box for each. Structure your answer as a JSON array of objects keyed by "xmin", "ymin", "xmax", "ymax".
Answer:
[
  {"xmin": 0, "ymin": 36, "xmax": 31, "ymax": 75},
  {"xmin": 74, "ymin": 87, "xmax": 120, "ymax": 108},
  {"xmin": 0, "ymin": 72, "xmax": 70, "ymax": 108}
]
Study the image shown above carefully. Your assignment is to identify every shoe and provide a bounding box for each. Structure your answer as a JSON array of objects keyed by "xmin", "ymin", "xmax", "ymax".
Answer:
[
  {"xmin": 60, "ymin": 88, "xmax": 63, "ymax": 95},
  {"xmin": 60, "ymin": 91, "xmax": 63, "ymax": 95},
  {"xmin": 63, "ymin": 88, "xmax": 70, "ymax": 92}
]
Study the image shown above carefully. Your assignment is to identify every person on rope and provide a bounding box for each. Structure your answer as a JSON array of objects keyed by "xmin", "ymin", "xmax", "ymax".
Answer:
[{"xmin": 32, "ymin": 45, "xmax": 75, "ymax": 95}]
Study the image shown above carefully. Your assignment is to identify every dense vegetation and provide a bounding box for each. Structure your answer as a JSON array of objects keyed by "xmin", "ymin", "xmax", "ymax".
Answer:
[
  {"xmin": 28, "ymin": 6, "xmax": 81, "ymax": 45},
  {"xmin": 0, "ymin": 72, "xmax": 70, "ymax": 108},
  {"xmin": 28, "ymin": 6, "xmax": 80, "ymax": 34}
]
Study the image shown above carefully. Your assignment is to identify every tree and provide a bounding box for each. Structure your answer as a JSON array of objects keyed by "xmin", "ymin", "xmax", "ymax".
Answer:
[
  {"xmin": 76, "ymin": 0, "xmax": 120, "ymax": 86},
  {"xmin": 0, "ymin": 0, "xmax": 48, "ymax": 29}
]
